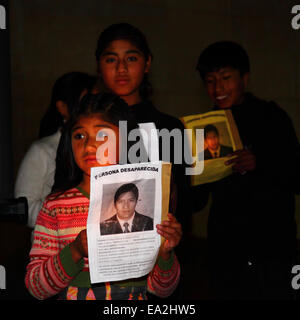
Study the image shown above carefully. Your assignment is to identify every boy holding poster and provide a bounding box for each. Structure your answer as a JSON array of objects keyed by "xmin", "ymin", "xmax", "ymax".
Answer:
[{"xmin": 193, "ymin": 41, "xmax": 300, "ymax": 299}]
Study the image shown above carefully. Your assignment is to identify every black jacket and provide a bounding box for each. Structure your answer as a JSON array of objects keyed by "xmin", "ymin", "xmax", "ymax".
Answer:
[
  {"xmin": 204, "ymin": 145, "xmax": 233, "ymax": 160},
  {"xmin": 100, "ymin": 212, "xmax": 153, "ymax": 235}
]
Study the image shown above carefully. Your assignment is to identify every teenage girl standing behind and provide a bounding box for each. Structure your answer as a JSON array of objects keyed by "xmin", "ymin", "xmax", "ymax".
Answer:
[
  {"xmin": 95, "ymin": 23, "xmax": 191, "ymax": 227},
  {"xmin": 15, "ymin": 72, "xmax": 96, "ymax": 228}
]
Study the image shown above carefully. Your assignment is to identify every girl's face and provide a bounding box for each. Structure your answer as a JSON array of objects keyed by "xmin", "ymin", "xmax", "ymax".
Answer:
[
  {"xmin": 72, "ymin": 114, "xmax": 119, "ymax": 187},
  {"xmin": 98, "ymin": 39, "xmax": 151, "ymax": 106}
]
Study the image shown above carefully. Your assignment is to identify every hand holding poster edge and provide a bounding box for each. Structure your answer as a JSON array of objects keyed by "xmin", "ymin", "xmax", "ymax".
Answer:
[
  {"xmin": 159, "ymin": 162, "xmax": 171, "ymax": 246},
  {"xmin": 157, "ymin": 162, "xmax": 182, "ymax": 262}
]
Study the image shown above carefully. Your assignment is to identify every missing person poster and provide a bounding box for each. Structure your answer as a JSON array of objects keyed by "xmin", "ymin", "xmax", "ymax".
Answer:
[
  {"xmin": 87, "ymin": 161, "xmax": 171, "ymax": 284},
  {"xmin": 181, "ymin": 109, "xmax": 243, "ymax": 186}
]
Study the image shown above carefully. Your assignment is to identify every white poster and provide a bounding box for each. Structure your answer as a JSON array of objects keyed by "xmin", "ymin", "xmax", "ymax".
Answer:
[{"xmin": 87, "ymin": 161, "xmax": 162, "ymax": 284}]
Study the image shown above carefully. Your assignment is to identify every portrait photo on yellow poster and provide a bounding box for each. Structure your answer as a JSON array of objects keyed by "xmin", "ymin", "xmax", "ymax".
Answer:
[{"xmin": 181, "ymin": 109, "xmax": 243, "ymax": 186}]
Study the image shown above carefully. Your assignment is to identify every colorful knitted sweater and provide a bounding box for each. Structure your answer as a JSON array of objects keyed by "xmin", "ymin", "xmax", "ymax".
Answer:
[{"xmin": 25, "ymin": 187, "xmax": 180, "ymax": 300}]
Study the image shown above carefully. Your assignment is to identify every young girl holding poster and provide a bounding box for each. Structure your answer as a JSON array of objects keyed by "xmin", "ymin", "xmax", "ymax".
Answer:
[{"xmin": 25, "ymin": 93, "xmax": 181, "ymax": 300}]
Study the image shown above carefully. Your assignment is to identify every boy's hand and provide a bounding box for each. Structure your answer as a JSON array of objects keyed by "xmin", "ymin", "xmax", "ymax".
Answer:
[
  {"xmin": 156, "ymin": 214, "xmax": 182, "ymax": 261},
  {"xmin": 70, "ymin": 229, "xmax": 88, "ymax": 263},
  {"xmin": 225, "ymin": 149, "xmax": 256, "ymax": 174}
]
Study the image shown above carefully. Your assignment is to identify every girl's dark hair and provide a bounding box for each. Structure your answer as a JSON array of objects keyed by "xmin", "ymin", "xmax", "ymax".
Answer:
[
  {"xmin": 95, "ymin": 23, "xmax": 153, "ymax": 101},
  {"xmin": 114, "ymin": 183, "xmax": 139, "ymax": 204},
  {"xmin": 38, "ymin": 72, "xmax": 97, "ymax": 138},
  {"xmin": 196, "ymin": 41, "xmax": 250, "ymax": 80},
  {"xmin": 52, "ymin": 92, "xmax": 138, "ymax": 194},
  {"xmin": 204, "ymin": 124, "xmax": 219, "ymax": 138}
]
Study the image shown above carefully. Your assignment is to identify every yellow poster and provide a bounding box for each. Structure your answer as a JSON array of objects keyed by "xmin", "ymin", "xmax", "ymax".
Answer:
[{"xmin": 181, "ymin": 110, "xmax": 243, "ymax": 186}]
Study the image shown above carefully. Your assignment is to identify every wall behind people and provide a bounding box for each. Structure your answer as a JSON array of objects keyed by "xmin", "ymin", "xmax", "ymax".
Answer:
[
  {"xmin": 0, "ymin": 0, "xmax": 12, "ymax": 198},
  {"xmin": 10, "ymin": 0, "xmax": 300, "ymax": 236}
]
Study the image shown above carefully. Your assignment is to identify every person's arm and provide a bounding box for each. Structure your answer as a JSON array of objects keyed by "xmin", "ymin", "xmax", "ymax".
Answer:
[
  {"xmin": 253, "ymin": 104, "xmax": 300, "ymax": 193},
  {"xmin": 225, "ymin": 103, "xmax": 300, "ymax": 193},
  {"xmin": 14, "ymin": 142, "xmax": 52, "ymax": 228},
  {"xmin": 25, "ymin": 200, "xmax": 84, "ymax": 300},
  {"xmin": 146, "ymin": 214, "xmax": 181, "ymax": 297},
  {"xmin": 147, "ymin": 250, "xmax": 180, "ymax": 298}
]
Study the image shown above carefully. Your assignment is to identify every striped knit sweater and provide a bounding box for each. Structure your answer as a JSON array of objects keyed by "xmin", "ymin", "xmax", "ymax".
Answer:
[{"xmin": 25, "ymin": 187, "xmax": 180, "ymax": 300}]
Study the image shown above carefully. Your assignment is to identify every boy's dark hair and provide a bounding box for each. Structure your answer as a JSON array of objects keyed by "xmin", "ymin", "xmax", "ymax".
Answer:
[
  {"xmin": 95, "ymin": 23, "xmax": 153, "ymax": 101},
  {"xmin": 204, "ymin": 124, "xmax": 219, "ymax": 138},
  {"xmin": 196, "ymin": 41, "xmax": 250, "ymax": 80},
  {"xmin": 114, "ymin": 183, "xmax": 139, "ymax": 204},
  {"xmin": 39, "ymin": 72, "xmax": 97, "ymax": 138},
  {"xmin": 52, "ymin": 92, "xmax": 138, "ymax": 194}
]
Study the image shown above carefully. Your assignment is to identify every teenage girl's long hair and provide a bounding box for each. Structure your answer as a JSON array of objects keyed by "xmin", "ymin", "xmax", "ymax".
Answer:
[{"xmin": 39, "ymin": 72, "xmax": 97, "ymax": 138}]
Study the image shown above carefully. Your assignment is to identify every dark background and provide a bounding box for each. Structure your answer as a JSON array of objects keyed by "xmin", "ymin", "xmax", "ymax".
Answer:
[{"xmin": 0, "ymin": 0, "xmax": 300, "ymax": 300}]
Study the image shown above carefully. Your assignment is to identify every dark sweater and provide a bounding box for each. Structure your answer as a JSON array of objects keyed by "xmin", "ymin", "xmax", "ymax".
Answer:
[{"xmin": 129, "ymin": 100, "xmax": 192, "ymax": 226}]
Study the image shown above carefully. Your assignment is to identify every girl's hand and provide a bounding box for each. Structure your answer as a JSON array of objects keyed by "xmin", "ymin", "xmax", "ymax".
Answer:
[
  {"xmin": 156, "ymin": 214, "xmax": 182, "ymax": 261},
  {"xmin": 225, "ymin": 148, "xmax": 256, "ymax": 174},
  {"xmin": 70, "ymin": 229, "xmax": 88, "ymax": 263}
]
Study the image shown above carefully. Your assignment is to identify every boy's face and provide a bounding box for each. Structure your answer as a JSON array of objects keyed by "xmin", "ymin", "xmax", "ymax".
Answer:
[
  {"xmin": 205, "ymin": 131, "xmax": 220, "ymax": 151},
  {"xmin": 115, "ymin": 191, "xmax": 137, "ymax": 220},
  {"xmin": 204, "ymin": 67, "xmax": 249, "ymax": 109}
]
